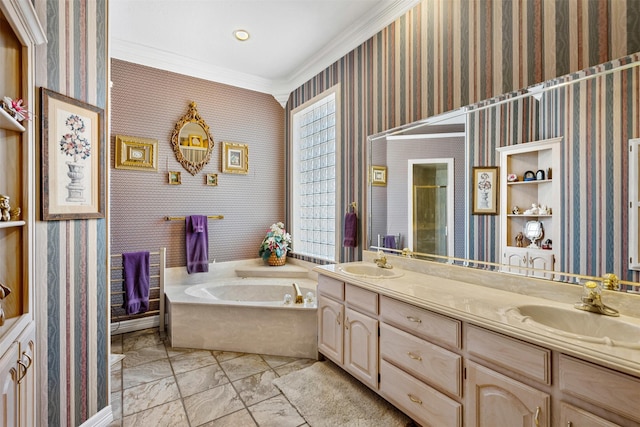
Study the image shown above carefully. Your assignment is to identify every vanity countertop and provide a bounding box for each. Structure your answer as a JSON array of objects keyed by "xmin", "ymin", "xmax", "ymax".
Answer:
[{"xmin": 314, "ymin": 261, "xmax": 640, "ymax": 377}]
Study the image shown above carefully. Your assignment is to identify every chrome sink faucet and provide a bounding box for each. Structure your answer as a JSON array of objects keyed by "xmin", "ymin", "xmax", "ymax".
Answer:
[
  {"xmin": 574, "ymin": 281, "xmax": 619, "ymax": 317},
  {"xmin": 374, "ymin": 250, "xmax": 393, "ymax": 269}
]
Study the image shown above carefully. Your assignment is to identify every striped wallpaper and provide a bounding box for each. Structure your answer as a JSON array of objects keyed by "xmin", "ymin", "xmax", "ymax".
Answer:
[
  {"xmin": 286, "ymin": 0, "xmax": 640, "ymax": 271},
  {"xmin": 34, "ymin": 1, "xmax": 108, "ymax": 426}
]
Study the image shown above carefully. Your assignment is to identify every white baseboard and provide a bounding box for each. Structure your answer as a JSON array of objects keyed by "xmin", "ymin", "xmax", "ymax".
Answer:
[
  {"xmin": 80, "ymin": 406, "xmax": 113, "ymax": 427},
  {"xmin": 110, "ymin": 315, "xmax": 159, "ymax": 335}
]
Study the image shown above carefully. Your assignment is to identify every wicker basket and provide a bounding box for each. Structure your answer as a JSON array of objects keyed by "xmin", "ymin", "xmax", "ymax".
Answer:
[{"xmin": 268, "ymin": 251, "xmax": 287, "ymax": 266}]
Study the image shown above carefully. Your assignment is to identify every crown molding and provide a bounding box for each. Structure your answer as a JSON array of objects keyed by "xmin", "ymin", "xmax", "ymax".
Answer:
[{"xmin": 110, "ymin": 0, "xmax": 420, "ymax": 108}]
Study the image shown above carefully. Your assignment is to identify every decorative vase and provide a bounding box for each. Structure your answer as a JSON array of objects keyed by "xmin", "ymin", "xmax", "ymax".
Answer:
[
  {"xmin": 66, "ymin": 161, "xmax": 86, "ymax": 202},
  {"xmin": 268, "ymin": 251, "xmax": 287, "ymax": 266}
]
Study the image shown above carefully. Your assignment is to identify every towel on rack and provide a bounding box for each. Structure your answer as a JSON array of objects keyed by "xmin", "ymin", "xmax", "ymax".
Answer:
[
  {"xmin": 186, "ymin": 215, "xmax": 209, "ymax": 274},
  {"xmin": 343, "ymin": 211, "xmax": 358, "ymax": 247},
  {"xmin": 384, "ymin": 235, "xmax": 396, "ymax": 249},
  {"xmin": 122, "ymin": 251, "xmax": 150, "ymax": 315}
]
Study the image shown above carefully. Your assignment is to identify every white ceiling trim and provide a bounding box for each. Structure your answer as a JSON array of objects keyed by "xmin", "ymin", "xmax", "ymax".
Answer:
[{"xmin": 111, "ymin": 0, "xmax": 420, "ymax": 108}]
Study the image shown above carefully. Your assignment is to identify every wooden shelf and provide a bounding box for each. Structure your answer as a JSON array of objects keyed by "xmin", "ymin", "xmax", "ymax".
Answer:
[
  {"xmin": 0, "ymin": 107, "xmax": 25, "ymax": 132},
  {"xmin": 507, "ymin": 179, "xmax": 552, "ymax": 186},
  {"xmin": 0, "ymin": 220, "xmax": 26, "ymax": 229},
  {"xmin": 507, "ymin": 214, "xmax": 552, "ymax": 218}
]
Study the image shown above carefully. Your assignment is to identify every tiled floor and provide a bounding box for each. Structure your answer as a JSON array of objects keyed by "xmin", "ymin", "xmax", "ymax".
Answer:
[{"xmin": 109, "ymin": 328, "xmax": 318, "ymax": 427}]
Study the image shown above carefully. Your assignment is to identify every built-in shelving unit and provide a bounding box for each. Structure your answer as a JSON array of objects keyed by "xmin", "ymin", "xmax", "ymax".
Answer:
[
  {"xmin": 497, "ymin": 137, "xmax": 562, "ymax": 279},
  {"xmin": 630, "ymin": 138, "xmax": 640, "ymax": 270}
]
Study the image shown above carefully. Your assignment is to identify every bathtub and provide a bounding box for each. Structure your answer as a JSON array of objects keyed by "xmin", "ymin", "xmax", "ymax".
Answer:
[{"xmin": 165, "ymin": 275, "xmax": 319, "ymax": 358}]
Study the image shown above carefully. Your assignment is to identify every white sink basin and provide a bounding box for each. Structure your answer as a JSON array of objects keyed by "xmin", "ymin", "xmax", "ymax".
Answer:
[
  {"xmin": 509, "ymin": 304, "xmax": 640, "ymax": 348},
  {"xmin": 339, "ymin": 264, "xmax": 403, "ymax": 279}
]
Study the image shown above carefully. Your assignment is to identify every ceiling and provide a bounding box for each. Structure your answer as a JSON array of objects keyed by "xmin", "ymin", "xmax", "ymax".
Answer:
[{"xmin": 109, "ymin": 0, "xmax": 420, "ymax": 106}]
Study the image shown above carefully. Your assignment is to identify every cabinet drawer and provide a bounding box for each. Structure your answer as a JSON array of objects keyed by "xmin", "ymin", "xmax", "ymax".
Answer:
[
  {"xmin": 559, "ymin": 355, "xmax": 640, "ymax": 423},
  {"xmin": 345, "ymin": 284, "xmax": 378, "ymax": 315},
  {"xmin": 559, "ymin": 402, "xmax": 620, "ymax": 427},
  {"xmin": 466, "ymin": 325, "xmax": 550, "ymax": 384},
  {"xmin": 380, "ymin": 296, "xmax": 461, "ymax": 349},
  {"xmin": 317, "ymin": 275, "xmax": 344, "ymax": 301},
  {"xmin": 380, "ymin": 323, "xmax": 462, "ymax": 397},
  {"xmin": 379, "ymin": 359, "xmax": 462, "ymax": 427}
]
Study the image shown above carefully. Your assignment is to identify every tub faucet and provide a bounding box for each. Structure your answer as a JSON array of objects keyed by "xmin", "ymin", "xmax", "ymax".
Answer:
[
  {"xmin": 292, "ymin": 283, "xmax": 303, "ymax": 304},
  {"xmin": 574, "ymin": 281, "xmax": 619, "ymax": 317}
]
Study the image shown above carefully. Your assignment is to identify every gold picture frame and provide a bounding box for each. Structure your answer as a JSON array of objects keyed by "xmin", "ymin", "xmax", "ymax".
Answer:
[
  {"xmin": 41, "ymin": 88, "xmax": 105, "ymax": 220},
  {"xmin": 168, "ymin": 171, "xmax": 182, "ymax": 185},
  {"xmin": 188, "ymin": 134, "xmax": 205, "ymax": 147},
  {"xmin": 114, "ymin": 135, "xmax": 158, "ymax": 171},
  {"xmin": 371, "ymin": 165, "xmax": 387, "ymax": 186},
  {"xmin": 206, "ymin": 173, "xmax": 218, "ymax": 186},
  {"xmin": 472, "ymin": 166, "xmax": 499, "ymax": 215},
  {"xmin": 222, "ymin": 141, "xmax": 248, "ymax": 174}
]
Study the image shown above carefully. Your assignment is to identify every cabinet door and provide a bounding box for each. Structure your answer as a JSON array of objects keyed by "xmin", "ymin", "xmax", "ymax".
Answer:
[
  {"xmin": 17, "ymin": 324, "xmax": 35, "ymax": 427},
  {"xmin": 466, "ymin": 361, "xmax": 550, "ymax": 427},
  {"xmin": 0, "ymin": 342, "xmax": 19, "ymax": 427},
  {"xmin": 559, "ymin": 402, "xmax": 620, "ymax": 427},
  {"xmin": 503, "ymin": 249, "xmax": 529, "ymax": 276},
  {"xmin": 344, "ymin": 307, "xmax": 378, "ymax": 389},
  {"xmin": 318, "ymin": 295, "xmax": 344, "ymax": 363},
  {"xmin": 528, "ymin": 252, "xmax": 553, "ymax": 279}
]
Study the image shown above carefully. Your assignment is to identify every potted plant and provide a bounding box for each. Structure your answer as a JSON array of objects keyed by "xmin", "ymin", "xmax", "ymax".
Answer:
[{"xmin": 259, "ymin": 222, "xmax": 292, "ymax": 266}]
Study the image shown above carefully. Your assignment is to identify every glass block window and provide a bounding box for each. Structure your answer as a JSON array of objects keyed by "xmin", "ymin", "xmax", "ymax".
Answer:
[{"xmin": 291, "ymin": 87, "xmax": 339, "ymax": 262}]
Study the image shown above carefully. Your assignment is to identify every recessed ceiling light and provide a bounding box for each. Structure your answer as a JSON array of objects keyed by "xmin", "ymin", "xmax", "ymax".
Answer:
[{"xmin": 234, "ymin": 30, "xmax": 250, "ymax": 41}]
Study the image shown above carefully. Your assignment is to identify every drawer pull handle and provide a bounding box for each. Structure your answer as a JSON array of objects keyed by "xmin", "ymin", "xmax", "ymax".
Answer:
[
  {"xmin": 406, "ymin": 316, "xmax": 422, "ymax": 323},
  {"xmin": 345, "ymin": 317, "xmax": 349, "ymax": 330},
  {"xmin": 407, "ymin": 352, "xmax": 422, "ymax": 361},
  {"xmin": 21, "ymin": 351, "xmax": 32, "ymax": 369},
  {"xmin": 407, "ymin": 394, "xmax": 422, "ymax": 405},
  {"xmin": 534, "ymin": 406, "xmax": 541, "ymax": 426},
  {"xmin": 17, "ymin": 360, "xmax": 27, "ymax": 384}
]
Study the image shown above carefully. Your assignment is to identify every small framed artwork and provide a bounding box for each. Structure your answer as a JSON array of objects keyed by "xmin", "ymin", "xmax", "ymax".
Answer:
[
  {"xmin": 189, "ymin": 134, "xmax": 204, "ymax": 147},
  {"xmin": 222, "ymin": 141, "xmax": 248, "ymax": 174},
  {"xmin": 114, "ymin": 135, "xmax": 158, "ymax": 171},
  {"xmin": 206, "ymin": 173, "xmax": 218, "ymax": 186},
  {"xmin": 41, "ymin": 88, "xmax": 105, "ymax": 220},
  {"xmin": 168, "ymin": 171, "xmax": 182, "ymax": 185},
  {"xmin": 371, "ymin": 165, "xmax": 387, "ymax": 186},
  {"xmin": 472, "ymin": 166, "xmax": 499, "ymax": 215}
]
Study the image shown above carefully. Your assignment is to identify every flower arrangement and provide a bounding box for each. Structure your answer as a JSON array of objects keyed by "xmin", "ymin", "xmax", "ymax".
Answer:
[
  {"xmin": 1, "ymin": 96, "xmax": 32, "ymax": 122},
  {"xmin": 59, "ymin": 114, "xmax": 91, "ymax": 162},
  {"xmin": 259, "ymin": 222, "xmax": 292, "ymax": 261}
]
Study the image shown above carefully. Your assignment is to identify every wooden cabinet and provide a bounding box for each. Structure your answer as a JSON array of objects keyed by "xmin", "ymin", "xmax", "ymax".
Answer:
[
  {"xmin": 317, "ymin": 295, "xmax": 344, "ymax": 363},
  {"xmin": 0, "ymin": 342, "xmax": 18, "ymax": 427},
  {"xmin": 629, "ymin": 138, "xmax": 640, "ymax": 270},
  {"xmin": 0, "ymin": 323, "xmax": 35, "ymax": 427},
  {"xmin": 497, "ymin": 137, "xmax": 561, "ymax": 279},
  {"xmin": 559, "ymin": 402, "xmax": 621, "ymax": 427},
  {"xmin": 466, "ymin": 361, "xmax": 550, "ymax": 427},
  {"xmin": 344, "ymin": 307, "xmax": 377, "ymax": 388}
]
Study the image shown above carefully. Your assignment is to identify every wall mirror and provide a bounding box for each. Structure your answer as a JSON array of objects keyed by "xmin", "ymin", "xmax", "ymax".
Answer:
[
  {"xmin": 366, "ymin": 55, "xmax": 640, "ymax": 292},
  {"xmin": 171, "ymin": 101, "xmax": 214, "ymax": 175}
]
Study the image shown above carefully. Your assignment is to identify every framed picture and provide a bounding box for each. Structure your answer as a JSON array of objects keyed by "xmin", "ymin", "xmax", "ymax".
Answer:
[
  {"xmin": 168, "ymin": 171, "xmax": 182, "ymax": 185},
  {"xmin": 206, "ymin": 173, "xmax": 218, "ymax": 186},
  {"xmin": 222, "ymin": 141, "xmax": 248, "ymax": 174},
  {"xmin": 472, "ymin": 166, "xmax": 499, "ymax": 215},
  {"xmin": 114, "ymin": 135, "xmax": 158, "ymax": 171},
  {"xmin": 371, "ymin": 165, "xmax": 387, "ymax": 186},
  {"xmin": 41, "ymin": 88, "xmax": 105, "ymax": 220},
  {"xmin": 189, "ymin": 134, "xmax": 204, "ymax": 147}
]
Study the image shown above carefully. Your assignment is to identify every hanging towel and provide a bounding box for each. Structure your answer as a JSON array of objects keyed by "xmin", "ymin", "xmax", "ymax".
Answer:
[
  {"xmin": 186, "ymin": 215, "xmax": 209, "ymax": 274},
  {"xmin": 122, "ymin": 251, "xmax": 150, "ymax": 315},
  {"xmin": 343, "ymin": 211, "xmax": 358, "ymax": 247},
  {"xmin": 384, "ymin": 235, "xmax": 396, "ymax": 250}
]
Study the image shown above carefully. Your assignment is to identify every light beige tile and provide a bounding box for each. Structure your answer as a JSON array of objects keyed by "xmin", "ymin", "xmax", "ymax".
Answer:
[
  {"xmin": 175, "ymin": 363, "xmax": 228, "ymax": 397},
  {"xmin": 183, "ymin": 383, "xmax": 244, "ymax": 426},
  {"xmin": 122, "ymin": 329, "xmax": 163, "ymax": 352},
  {"xmin": 261, "ymin": 354, "xmax": 298, "ymax": 369},
  {"xmin": 164, "ymin": 344, "xmax": 200, "ymax": 358},
  {"xmin": 122, "ymin": 376, "xmax": 181, "ymax": 416},
  {"xmin": 111, "ymin": 366, "xmax": 122, "ymax": 392},
  {"xmin": 248, "ymin": 395, "xmax": 305, "ymax": 427},
  {"xmin": 170, "ymin": 350, "xmax": 217, "ymax": 375},
  {"xmin": 199, "ymin": 408, "xmax": 257, "ymax": 426},
  {"xmin": 213, "ymin": 350, "xmax": 244, "ymax": 362},
  {"xmin": 123, "ymin": 344, "xmax": 167, "ymax": 368},
  {"xmin": 273, "ymin": 359, "xmax": 316, "ymax": 377},
  {"xmin": 233, "ymin": 370, "xmax": 280, "ymax": 406},
  {"xmin": 110, "ymin": 390, "xmax": 122, "ymax": 421},
  {"xmin": 123, "ymin": 358, "xmax": 173, "ymax": 389},
  {"xmin": 122, "ymin": 399, "xmax": 188, "ymax": 427},
  {"xmin": 220, "ymin": 354, "xmax": 271, "ymax": 381}
]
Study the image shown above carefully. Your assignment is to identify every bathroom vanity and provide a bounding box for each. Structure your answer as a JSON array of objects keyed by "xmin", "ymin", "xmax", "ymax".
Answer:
[{"xmin": 315, "ymin": 256, "xmax": 640, "ymax": 427}]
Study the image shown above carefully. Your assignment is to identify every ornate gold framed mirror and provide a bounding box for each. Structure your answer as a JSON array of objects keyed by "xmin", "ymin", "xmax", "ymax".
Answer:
[{"xmin": 171, "ymin": 101, "xmax": 214, "ymax": 175}]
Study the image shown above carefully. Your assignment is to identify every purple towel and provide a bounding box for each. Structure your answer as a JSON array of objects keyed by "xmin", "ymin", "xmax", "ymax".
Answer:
[
  {"xmin": 343, "ymin": 211, "xmax": 358, "ymax": 247},
  {"xmin": 186, "ymin": 215, "xmax": 209, "ymax": 274},
  {"xmin": 122, "ymin": 251, "xmax": 150, "ymax": 315},
  {"xmin": 384, "ymin": 235, "xmax": 396, "ymax": 249}
]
